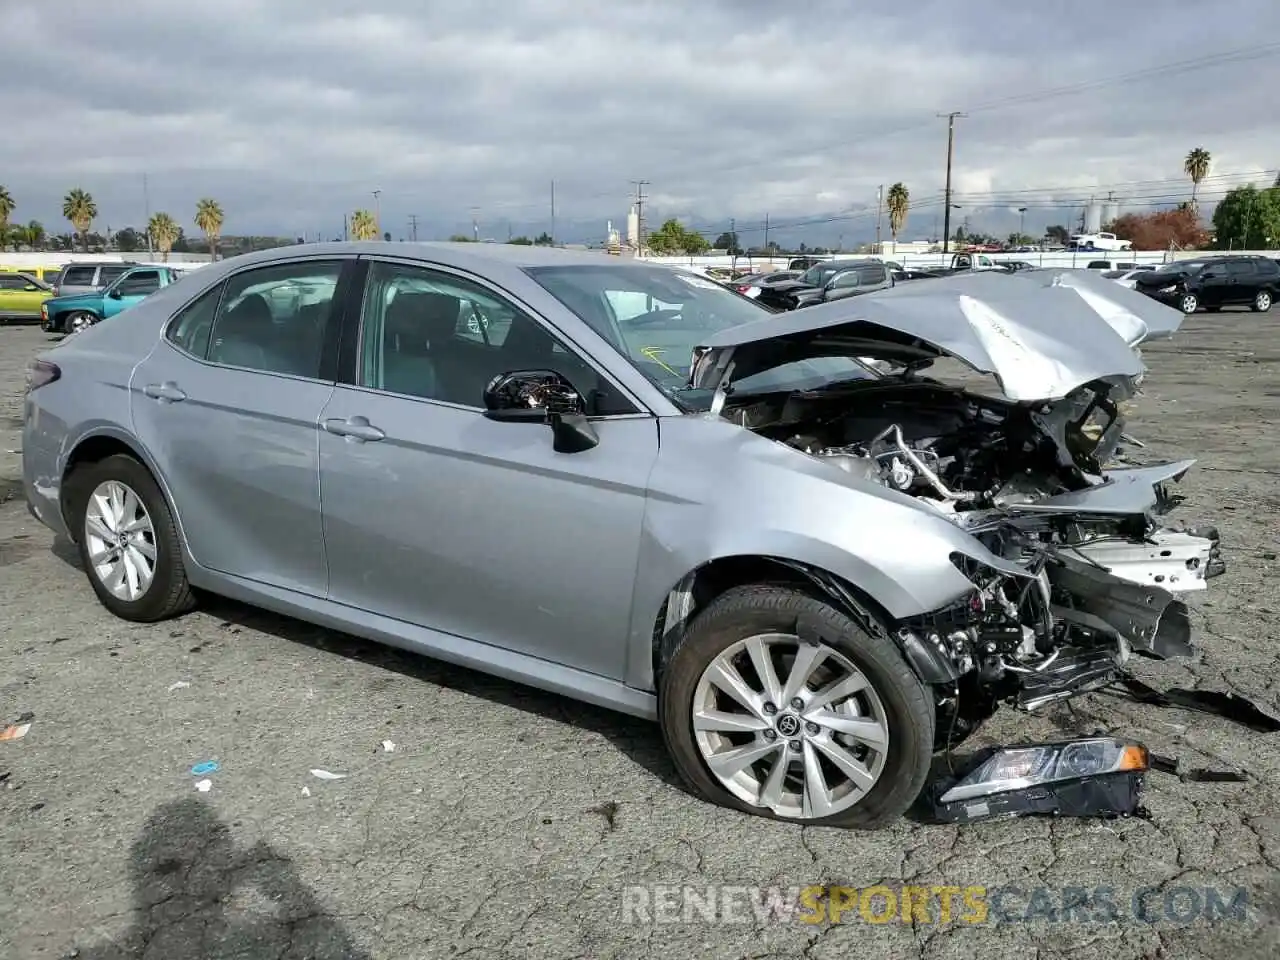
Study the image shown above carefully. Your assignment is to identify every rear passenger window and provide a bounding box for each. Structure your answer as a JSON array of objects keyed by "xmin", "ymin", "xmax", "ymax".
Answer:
[
  {"xmin": 166, "ymin": 286, "xmax": 223, "ymax": 358},
  {"xmin": 61, "ymin": 266, "xmax": 96, "ymax": 285},
  {"xmin": 206, "ymin": 261, "xmax": 344, "ymax": 378}
]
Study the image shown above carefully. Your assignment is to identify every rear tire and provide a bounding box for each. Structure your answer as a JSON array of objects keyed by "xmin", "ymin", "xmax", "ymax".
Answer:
[
  {"xmin": 1253, "ymin": 290, "xmax": 1272, "ymax": 312},
  {"xmin": 659, "ymin": 584, "xmax": 934, "ymax": 829},
  {"xmin": 68, "ymin": 454, "xmax": 196, "ymax": 622}
]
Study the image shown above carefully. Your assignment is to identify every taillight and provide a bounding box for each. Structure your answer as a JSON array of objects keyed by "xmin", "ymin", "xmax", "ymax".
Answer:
[
  {"xmin": 736, "ymin": 285, "xmax": 751, "ymax": 293},
  {"xmin": 26, "ymin": 359, "xmax": 60, "ymax": 393}
]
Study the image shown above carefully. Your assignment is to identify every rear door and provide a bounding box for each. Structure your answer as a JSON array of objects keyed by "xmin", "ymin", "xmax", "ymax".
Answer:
[
  {"xmin": 1222, "ymin": 259, "xmax": 1258, "ymax": 305},
  {"xmin": 316, "ymin": 256, "xmax": 658, "ymax": 679},
  {"xmin": 129, "ymin": 256, "xmax": 354, "ymax": 594}
]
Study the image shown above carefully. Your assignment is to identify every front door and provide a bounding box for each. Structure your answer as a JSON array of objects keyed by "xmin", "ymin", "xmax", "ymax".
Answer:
[
  {"xmin": 317, "ymin": 258, "xmax": 658, "ymax": 679},
  {"xmin": 103, "ymin": 268, "xmax": 163, "ymax": 318},
  {"xmin": 130, "ymin": 258, "xmax": 350, "ymax": 594}
]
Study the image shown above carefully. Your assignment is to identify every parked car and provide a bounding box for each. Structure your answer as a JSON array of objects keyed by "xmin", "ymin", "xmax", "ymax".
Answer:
[
  {"xmin": 734, "ymin": 270, "xmax": 801, "ymax": 301},
  {"xmin": 1100, "ymin": 267, "xmax": 1156, "ymax": 289},
  {"xmin": 2, "ymin": 264, "xmax": 63, "ymax": 287},
  {"xmin": 756, "ymin": 258, "xmax": 894, "ymax": 310},
  {"xmin": 1085, "ymin": 259, "xmax": 1145, "ymax": 271},
  {"xmin": 1132, "ymin": 255, "xmax": 1279, "ymax": 314},
  {"xmin": 23, "ymin": 242, "xmax": 1219, "ymax": 829},
  {"xmin": 1068, "ymin": 233, "xmax": 1132, "ymax": 252},
  {"xmin": 41, "ymin": 265, "xmax": 188, "ymax": 333},
  {"xmin": 0, "ymin": 272, "xmax": 54, "ymax": 322},
  {"xmin": 787, "ymin": 255, "xmax": 832, "ymax": 271},
  {"xmin": 48, "ymin": 261, "xmax": 139, "ymax": 297}
]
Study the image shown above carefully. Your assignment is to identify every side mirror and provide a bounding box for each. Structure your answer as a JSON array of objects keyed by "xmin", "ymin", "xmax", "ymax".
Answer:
[
  {"xmin": 108, "ymin": 289, "xmax": 123, "ymax": 299},
  {"xmin": 482, "ymin": 369, "xmax": 599, "ymax": 453}
]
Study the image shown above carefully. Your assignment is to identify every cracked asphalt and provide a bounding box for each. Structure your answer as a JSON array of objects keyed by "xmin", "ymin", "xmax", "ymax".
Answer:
[{"xmin": 1, "ymin": 313, "xmax": 1279, "ymax": 960}]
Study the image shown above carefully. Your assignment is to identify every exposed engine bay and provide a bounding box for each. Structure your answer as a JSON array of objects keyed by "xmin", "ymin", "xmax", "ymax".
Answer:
[{"xmin": 723, "ymin": 376, "xmax": 1226, "ymax": 735}]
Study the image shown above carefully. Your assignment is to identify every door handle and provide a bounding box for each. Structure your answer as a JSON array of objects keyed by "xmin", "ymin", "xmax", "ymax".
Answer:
[
  {"xmin": 143, "ymin": 382, "xmax": 187, "ymax": 403},
  {"xmin": 324, "ymin": 416, "xmax": 385, "ymax": 442}
]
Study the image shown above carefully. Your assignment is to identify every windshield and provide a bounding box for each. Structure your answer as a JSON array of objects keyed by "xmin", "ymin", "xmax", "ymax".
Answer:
[
  {"xmin": 526, "ymin": 264, "xmax": 881, "ymax": 411},
  {"xmin": 799, "ymin": 263, "xmax": 852, "ymax": 287}
]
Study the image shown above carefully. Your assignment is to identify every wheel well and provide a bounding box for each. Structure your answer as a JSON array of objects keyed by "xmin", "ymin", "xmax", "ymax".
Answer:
[
  {"xmin": 650, "ymin": 555, "xmax": 895, "ymax": 684},
  {"xmin": 60, "ymin": 435, "xmax": 148, "ymax": 541}
]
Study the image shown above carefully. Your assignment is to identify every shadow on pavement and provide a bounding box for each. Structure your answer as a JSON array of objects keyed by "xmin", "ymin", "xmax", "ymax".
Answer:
[
  {"xmin": 72, "ymin": 797, "xmax": 368, "ymax": 959},
  {"xmin": 200, "ymin": 595, "xmax": 685, "ymax": 792}
]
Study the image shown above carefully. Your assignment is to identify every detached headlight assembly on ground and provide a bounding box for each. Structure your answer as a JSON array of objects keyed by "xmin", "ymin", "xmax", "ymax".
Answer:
[{"xmin": 929, "ymin": 737, "xmax": 1150, "ymax": 824}]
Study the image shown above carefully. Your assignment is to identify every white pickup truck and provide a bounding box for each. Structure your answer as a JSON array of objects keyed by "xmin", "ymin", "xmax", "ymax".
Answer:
[{"xmin": 1068, "ymin": 232, "xmax": 1133, "ymax": 252}]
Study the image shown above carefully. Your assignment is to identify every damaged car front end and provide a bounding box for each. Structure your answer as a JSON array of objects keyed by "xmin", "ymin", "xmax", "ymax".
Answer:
[{"xmin": 687, "ymin": 272, "xmax": 1224, "ymax": 748}]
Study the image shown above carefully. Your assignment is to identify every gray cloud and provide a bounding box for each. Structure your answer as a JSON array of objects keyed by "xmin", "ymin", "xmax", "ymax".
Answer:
[{"xmin": 3, "ymin": 0, "xmax": 1278, "ymax": 245}]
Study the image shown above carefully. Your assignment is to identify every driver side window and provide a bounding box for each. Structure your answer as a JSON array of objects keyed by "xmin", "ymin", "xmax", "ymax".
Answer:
[{"xmin": 358, "ymin": 261, "xmax": 637, "ymax": 415}]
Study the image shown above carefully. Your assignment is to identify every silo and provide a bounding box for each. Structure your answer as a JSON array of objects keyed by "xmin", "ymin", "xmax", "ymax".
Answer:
[
  {"xmin": 626, "ymin": 207, "xmax": 640, "ymax": 248},
  {"xmin": 1084, "ymin": 202, "xmax": 1104, "ymax": 234},
  {"xmin": 1102, "ymin": 201, "xmax": 1120, "ymax": 226}
]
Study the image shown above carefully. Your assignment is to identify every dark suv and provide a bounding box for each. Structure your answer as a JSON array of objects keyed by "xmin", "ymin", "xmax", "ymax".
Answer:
[
  {"xmin": 1133, "ymin": 255, "xmax": 1279, "ymax": 315},
  {"xmin": 756, "ymin": 258, "xmax": 895, "ymax": 310}
]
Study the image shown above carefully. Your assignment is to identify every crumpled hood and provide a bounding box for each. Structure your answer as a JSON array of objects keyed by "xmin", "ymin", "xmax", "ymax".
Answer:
[{"xmin": 691, "ymin": 270, "xmax": 1185, "ymax": 403}]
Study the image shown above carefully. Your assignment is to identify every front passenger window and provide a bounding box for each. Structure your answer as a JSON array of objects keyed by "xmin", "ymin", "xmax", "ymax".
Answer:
[{"xmin": 206, "ymin": 261, "xmax": 343, "ymax": 378}]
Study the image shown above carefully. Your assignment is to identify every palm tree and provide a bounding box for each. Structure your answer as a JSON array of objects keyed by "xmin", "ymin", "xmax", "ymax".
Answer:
[
  {"xmin": 1184, "ymin": 147, "xmax": 1211, "ymax": 210},
  {"xmin": 148, "ymin": 212, "xmax": 180, "ymax": 262},
  {"xmin": 17, "ymin": 220, "xmax": 46, "ymax": 250},
  {"xmin": 886, "ymin": 183, "xmax": 910, "ymax": 242},
  {"xmin": 194, "ymin": 198, "xmax": 225, "ymax": 262},
  {"xmin": 63, "ymin": 188, "xmax": 98, "ymax": 252},
  {"xmin": 350, "ymin": 209, "xmax": 378, "ymax": 240},
  {"xmin": 0, "ymin": 185, "xmax": 14, "ymax": 252}
]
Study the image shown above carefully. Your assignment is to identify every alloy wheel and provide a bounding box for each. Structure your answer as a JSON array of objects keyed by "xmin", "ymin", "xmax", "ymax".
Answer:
[
  {"xmin": 691, "ymin": 633, "xmax": 890, "ymax": 820},
  {"xmin": 68, "ymin": 312, "xmax": 94, "ymax": 333},
  {"xmin": 83, "ymin": 480, "xmax": 157, "ymax": 601},
  {"xmin": 1257, "ymin": 291, "xmax": 1272, "ymax": 311},
  {"xmin": 1180, "ymin": 294, "xmax": 1198, "ymax": 314}
]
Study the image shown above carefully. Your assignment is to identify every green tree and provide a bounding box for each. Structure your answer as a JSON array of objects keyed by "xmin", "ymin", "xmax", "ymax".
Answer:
[
  {"xmin": 713, "ymin": 231, "xmax": 741, "ymax": 255},
  {"xmin": 509, "ymin": 235, "xmax": 533, "ymax": 245},
  {"xmin": 147, "ymin": 212, "xmax": 180, "ymax": 261},
  {"xmin": 16, "ymin": 219, "xmax": 46, "ymax": 250},
  {"xmin": 1211, "ymin": 184, "xmax": 1280, "ymax": 250},
  {"xmin": 448, "ymin": 234, "xmax": 474, "ymax": 242},
  {"xmin": 63, "ymin": 188, "xmax": 98, "ymax": 252},
  {"xmin": 350, "ymin": 209, "xmax": 378, "ymax": 240},
  {"xmin": 115, "ymin": 227, "xmax": 141, "ymax": 252},
  {"xmin": 647, "ymin": 218, "xmax": 709, "ymax": 255},
  {"xmin": 195, "ymin": 198, "xmax": 225, "ymax": 261},
  {"xmin": 533, "ymin": 232, "xmax": 554, "ymax": 246},
  {"xmin": 0, "ymin": 185, "xmax": 14, "ymax": 251},
  {"xmin": 1184, "ymin": 147, "xmax": 1211, "ymax": 210},
  {"xmin": 886, "ymin": 183, "xmax": 910, "ymax": 241}
]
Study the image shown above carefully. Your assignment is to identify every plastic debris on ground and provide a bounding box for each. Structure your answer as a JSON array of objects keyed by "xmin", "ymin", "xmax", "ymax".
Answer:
[
  {"xmin": 1118, "ymin": 675, "xmax": 1280, "ymax": 732},
  {"xmin": 194, "ymin": 779, "xmax": 213, "ymax": 793},
  {"xmin": 301, "ymin": 786, "xmax": 311, "ymax": 797},
  {"xmin": 191, "ymin": 761, "xmax": 219, "ymax": 776},
  {"xmin": 167, "ymin": 681, "xmax": 191, "ymax": 692},
  {"xmin": 928, "ymin": 737, "xmax": 1149, "ymax": 825},
  {"xmin": 381, "ymin": 740, "xmax": 396, "ymax": 753},
  {"xmin": 1, "ymin": 723, "xmax": 31, "ymax": 743},
  {"xmin": 309, "ymin": 769, "xmax": 347, "ymax": 780}
]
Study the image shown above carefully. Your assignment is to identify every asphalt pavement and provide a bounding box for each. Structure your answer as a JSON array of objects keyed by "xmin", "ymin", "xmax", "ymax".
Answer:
[{"xmin": 1, "ymin": 314, "xmax": 1279, "ymax": 959}]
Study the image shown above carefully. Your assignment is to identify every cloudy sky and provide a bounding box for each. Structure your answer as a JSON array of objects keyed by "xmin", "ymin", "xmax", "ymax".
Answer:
[{"xmin": 4, "ymin": 0, "xmax": 1279, "ymax": 247}]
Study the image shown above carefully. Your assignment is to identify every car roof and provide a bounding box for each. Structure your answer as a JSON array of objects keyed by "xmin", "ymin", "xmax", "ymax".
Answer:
[{"xmin": 213, "ymin": 241, "xmax": 646, "ymax": 272}]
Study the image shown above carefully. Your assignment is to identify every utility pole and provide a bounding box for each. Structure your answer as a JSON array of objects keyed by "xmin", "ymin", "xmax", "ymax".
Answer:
[
  {"xmin": 630, "ymin": 180, "xmax": 649, "ymax": 253},
  {"xmin": 763, "ymin": 213, "xmax": 770, "ymax": 252},
  {"xmin": 938, "ymin": 112, "xmax": 965, "ymax": 253},
  {"xmin": 372, "ymin": 190, "xmax": 382, "ymax": 233},
  {"xmin": 550, "ymin": 180, "xmax": 556, "ymax": 246},
  {"xmin": 875, "ymin": 184, "xmax": 884, "ymax": 252},
  {"xmin": 729, "ymin": 216, "xmax": 737, "ymax": 271},
  {"xmin": 143, "ymin": 173, "xmax": 154, "ymax": 258},
  {"xmin": 408, "ymin": 214, "xmax": 419, "ymax": 241},
  {"xmin": 343, "ymin": 214, "xmax": 349, "ymax": 242},
  {"xmin": 471, "ymin": 206, "xmax": 480, "ymax": 242},
  {"xmin": 1018, "ymin": 206, "xmax": 1028, "ymax": 242}
]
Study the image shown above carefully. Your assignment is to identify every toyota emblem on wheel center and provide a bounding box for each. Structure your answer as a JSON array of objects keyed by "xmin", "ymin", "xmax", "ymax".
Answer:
[{"xmin": 776, "ymin": 714, "xmax": 801, "ymax": 737}]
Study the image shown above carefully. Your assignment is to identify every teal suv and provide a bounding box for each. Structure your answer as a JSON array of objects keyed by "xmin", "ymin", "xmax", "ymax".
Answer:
[{"xmin": 42, "ymin": 265, "xmax": 187, "ymax": 334}]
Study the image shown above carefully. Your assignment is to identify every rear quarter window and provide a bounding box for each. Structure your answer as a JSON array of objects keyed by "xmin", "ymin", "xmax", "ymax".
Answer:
[{"xmin": 61, "ymin": 266, "xmax": 96, "ymax": 285}]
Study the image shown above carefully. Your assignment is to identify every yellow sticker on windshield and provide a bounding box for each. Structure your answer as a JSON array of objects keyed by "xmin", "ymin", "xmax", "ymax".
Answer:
[{"xmin": 640, "ymin": 346, "xmax": 681, "ymax": 377}]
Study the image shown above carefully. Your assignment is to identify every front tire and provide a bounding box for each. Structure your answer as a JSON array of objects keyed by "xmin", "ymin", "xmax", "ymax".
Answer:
[
  {"xmin": 1253, "ymin": 290, "xmax": 1272, "ymax": 312},
  {"xmin": 1180, "ymin": 293, "xmax": 1199, "ymax": 314},
  {"xmin": 659, "ymin": 584, "xmax": 934, "ymax": 829},
  {"xmin": 66, "ymin": 311, "xmax": 96, "ymax": 334},
  {"xmin": 68, "ymin": 454, "xmax": 196, "ymax": 622}
]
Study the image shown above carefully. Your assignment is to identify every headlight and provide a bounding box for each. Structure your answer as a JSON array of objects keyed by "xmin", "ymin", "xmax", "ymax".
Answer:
[{"xmin": 938, "ymin": 737, "xmax": 1148, "ymax": 804}]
